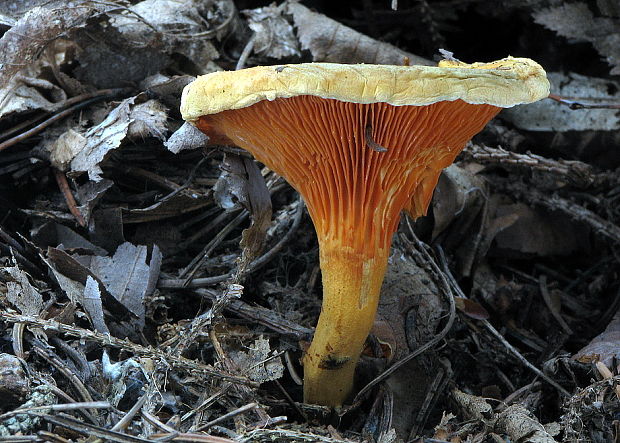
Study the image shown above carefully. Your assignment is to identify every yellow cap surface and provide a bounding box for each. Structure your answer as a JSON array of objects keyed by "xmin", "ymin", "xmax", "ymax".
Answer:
[{"xmin": 181, "ymin": 57, "xmax": 549, "ymax": 122}]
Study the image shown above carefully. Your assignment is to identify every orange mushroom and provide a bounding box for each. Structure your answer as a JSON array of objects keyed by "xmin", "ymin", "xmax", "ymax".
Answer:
[{"xmin": 181, "ymin": 57, "xmax": 549, "ymax": 407}]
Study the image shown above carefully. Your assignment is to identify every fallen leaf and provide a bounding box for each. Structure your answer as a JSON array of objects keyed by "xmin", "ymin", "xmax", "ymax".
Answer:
[
  {"xmin": 46, "ymin": 247, "xmax": 131, "ymax": 320},
  {"xmin": 286, "ymin": 2, "xmax": 430, "ymax": 65},
  {"xmin": 495, "ymin": 404, "xmax": 557, "ymax": 443},
  {"xmin": 454, "ymin": 297, "xmax": 490, "ymax": 320},
  {"xmin": 0, "ymin": 5, "xmax": 96, "ymax": 117},
  {"xmin": 82, "ymin": 275, "xmax": 109, "ymax": 334},
  {"xmin": 75, "ymin": 179, "xmax": 114, "ymax": 225},
  {"xmin": 244, "ymin": 5, "xmax": 300, "ymax": 59},
  {"xmin": 214, "ymin": 155, "xmax": 272, "ymax": 273},
  {"xmin": 126, "ymin": 99, "xmax": 168, "ymax": 141},
  {"xmin": 70, "ymin": 97, "xmax": 134, "ymax": 181},
  {"xmin": 31, "ymin": 222, "xmax": 107, "ymax": 255},
  {"xmin": 165, "ymin": 121, "xmax": 209, "ymax": 154},
  {"xmin": 4, "ymin": 266, "xmax": 44, "ymax": 316},
  {"xmin": 574, "ymin": 307, "xmax": 620, "ymax": 370},
  {"xmin": 492, "ymin": 202, "xmax": 591, "ymax": 257},
  {"xmin": 110, "ymin": 0, "xmax": 221, "ymax": 73},
  {"xmin": 87, "ymin": 242, "xmax": 162, "ymax": 326},
  {"xmin": 68, "ymin": 96, "xmax": 170, "ymax": 181},
  {"xmin": 533, "ymin": 3, "xmax": 620, "ymax": 75},
  {"xmin": 229, "ymin": 337, "xmax": 284, "ymax": 384}
]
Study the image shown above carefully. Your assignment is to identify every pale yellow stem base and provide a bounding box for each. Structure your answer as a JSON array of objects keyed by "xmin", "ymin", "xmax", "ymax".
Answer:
[{"xmin": 303, "ymin": 245, "xmax": 388, "ymax": 407}]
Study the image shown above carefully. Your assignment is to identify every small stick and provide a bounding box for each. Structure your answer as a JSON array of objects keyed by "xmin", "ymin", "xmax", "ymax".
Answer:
[
  {"xmin": 195, "ymin": 402, "xmax": 259, "ymax": 431},
  {"xmin": 538, "ymin": 275, "xmax": 573, "ymax": 335},
  {"xmin": 595, "ymin": 361, "xmax": 620, "ymax": 400},
  {"xmin": 1, "ymin": 313, "xmax": 256, "ymax": 386},
  {"xmin": 0, "ymin": 90, "xmax": 129, "ymax": 152},
  {"xmin": 548, "ymin": 93, "xmax": 620, "ymax": 110},
  {"xmin": 53, "ymin": 168, "xmax": 86, "ymax": 227}
]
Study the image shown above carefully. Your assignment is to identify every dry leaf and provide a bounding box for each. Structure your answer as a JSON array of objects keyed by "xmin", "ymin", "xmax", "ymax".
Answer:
[
  {"xmin": 454, "ymin": 297, "xmax": 490, "ymax": 320},
  {"xmin": 495, "ymin": 404, "xmax": 557, "ymax": 443},
  {"xmin": 82, "ymin": 275, "xmax": 109, "ymax": 334},
  {"xmin": 244, "ymin": 5, "xmax": 300, "ymax": 59},
  {"xmin": 69, "ymin": 97, "xmax": 169, "ymax": 181},
  {"xmin": 75, "ymin": 179, "xmax": 114, "ymax": 225},
  {"xmin": 229, "ymin": 337, "xmax": 284, "ymax": 384},
  {"xmin": 4, "ymin": 266, "xmax": 43, "ymax": 316},
  {"xmin": 31, "ymin": 222, "xmax": 107, "ymax": 255},
  {"xmin": 70, "ymin": 98, "xmax": 134, "ymax": 181},
  {"xmin": 574, "ymin": 307, "xmax": 620, "ymax": 370},
  {"xmin": 110, "ymin": 0, "xmax": 221, "ymax": 72},
  {"xmin": 0, "ymin": 4, "xmax": 96, "ymax": 116},
  {"xmin": 165, "ymin": 121, "xmax": 209, "ymax": 154},
  {"xmin": 126, "ymin": 99, "xmax": 168, "ymax": 141},
  {"xmin": 49, "ymin": 129, "xmax": 87, "ymax": 171},
  {"xmin": 492, "ymin": 202, "xmax": 590, "ymax": 257},
  {"xmin": 452, "ymin": 389, "xmax": 494, "ymax": 422},
  {"xmin": 533, "ymin": 3, "xmax": 620, "ymax": 75},
  {"xmin": 432, "ymin": 164, "xmax": 487, "ymax": 239},
  {"xmin": 45, "ymin": 247, "xmax": 131, "ymax": 319},
  {"xmin": 286, "ymin": 2, "xmax": 430, "ymax": 65},
  {"xmin": 88, "ymin": 242, "xmax": 162, "ymax": 326},
  {"xmin": 214, "ymin": 155, "xmax": 272, "ymax": 272}
]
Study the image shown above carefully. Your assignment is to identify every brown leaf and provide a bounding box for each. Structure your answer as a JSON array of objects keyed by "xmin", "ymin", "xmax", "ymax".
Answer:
[
  {"xmin": 454, "ymin": 297, "xmax": 490, "ymax": 320},
  {"xmin": 45, "ymin": 247, "xmax": 130, "ymax": 319},
  {"xmin": 492, "ymin": 202, "xmax": 590, "ymax": 257}
]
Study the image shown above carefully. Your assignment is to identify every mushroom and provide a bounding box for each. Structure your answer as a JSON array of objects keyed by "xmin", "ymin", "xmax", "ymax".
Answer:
[{"xmin": 180, "ymin": 57, "xmax": 549, "ymax": 407}]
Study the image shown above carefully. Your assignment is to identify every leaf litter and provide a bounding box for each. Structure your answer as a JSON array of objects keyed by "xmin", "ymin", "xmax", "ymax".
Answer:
[{"xmin": 1, "ymin": 0, "xmax": 620, "ymax": 442}]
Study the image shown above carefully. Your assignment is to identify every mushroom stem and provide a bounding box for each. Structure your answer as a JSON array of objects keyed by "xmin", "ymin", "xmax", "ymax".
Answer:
[{"xmin": 303, "ymin": 244, "xmax": 389, "ymax": 407}]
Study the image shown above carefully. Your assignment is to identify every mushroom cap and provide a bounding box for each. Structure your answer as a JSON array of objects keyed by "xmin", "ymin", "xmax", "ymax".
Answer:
[{"xmin": 181, "ymin": 57, "xmax": 549, "ymax": 122}]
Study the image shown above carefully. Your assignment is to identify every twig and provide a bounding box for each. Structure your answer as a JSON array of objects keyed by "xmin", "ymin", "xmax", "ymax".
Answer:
[
  {"xmin": 110, "ymin": 393, "xmax": 148, "ymax": 432},
  {"xmin": 435, "ymin": 251, "xmax": 572, "ymax": 398},
  {"xmin": 538, "ymin": 275, "xmax": 573, "ymax": 335},
  {"xmin": 548, "ymin": 93, "xmax": 620, "ymax": 110},
  {"xmin": 29, "ymin": 412, "xmax": 152, "ymax": 442},
  {"xmin": 0, "ymin": 401, "xmax": 110, "ymax": 421},
  {"xmin": 0, "ymin": 90, "xmax": 130, "ymax": 152},
  {"xmin": 53, "ymin": 168, "xmax": 86, "ymax": 227},
  {"xmin": 196, "ymin": 288, "xmax": 312, "ymax": 339},
  {"xmin": 481, "ymin": 321, "xmax": 571, "ymax": 397},
  {"xmin": 236, "ymin": 34, "xmax": 256, "ymax": 71},
  {"xmin": 1, "ymin": 313, "xmax": 257, "ymax": 387},
  {"xmin": 195, "ymin": 402, "xmax": 259, "ymax": 432},
  {"xmin": 159, "ymin": 198, "xmax": 304, "ymax": 289},
  {"xmin": 462, "ymin": 143, "xmax": 612, "ymax": 188},
  {"xmin": 182, "ymin": 211, "xmax": 249, "ymax": 286},
  {"xmin": 149, "ymin": 433, "xmax": 236, "ymax": 442},
  {"xmin": 31, "ymin": 344, "xmax": 96, "ymax": 418}
]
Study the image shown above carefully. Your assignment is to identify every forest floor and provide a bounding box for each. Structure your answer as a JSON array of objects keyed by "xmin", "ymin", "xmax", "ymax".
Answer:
[{"xmin": 1, "ymin": 1, "xmax": 620, "ymax": 442}]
